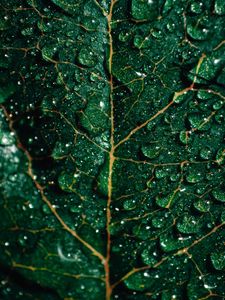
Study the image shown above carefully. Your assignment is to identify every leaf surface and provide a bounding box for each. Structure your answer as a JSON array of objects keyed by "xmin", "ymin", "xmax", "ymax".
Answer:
[{"xmin": 0, "ymin": 0, "xmax": 225, "ymax": 299}]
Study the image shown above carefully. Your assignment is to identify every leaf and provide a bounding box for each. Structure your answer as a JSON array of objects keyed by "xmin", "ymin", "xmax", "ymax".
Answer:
[{"xmin": 0, "ymin": 0, "xmax": 225, "ymax": 299}]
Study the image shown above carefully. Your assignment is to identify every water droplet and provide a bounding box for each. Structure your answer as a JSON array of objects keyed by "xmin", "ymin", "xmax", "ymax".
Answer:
[
  {"xmin": 141, "ymin": 144, "xmax": 161, "ymax": 159},
  {"xmin": 160, "ymin": 233, "xmax": 192, "ymax": 252},
  {"xmin": 70, "ymin": 204, "xmax": 81, "ymax": 213},
  {"xmin": 189, "ymin": 2, "xmax": 204, "ymax": 14},
  {"xmin": 187, "ymin": 23, "xmax": 209, "ymax": 41},
  {"xmin": 151, "ymin": 28, "xmax": 163, "ymax": 39},
  {"xmin": 203, "ymin": 283, "xmax": 215, "ymax": 289},
  {"xmin": 0, "ymin": 132, "xmax": 15, "ymax": 146},
  {"xmin": 18, "ymin": 234, "xmax": 28, "ymax": 247},
  {"xmin": 212, "ymin": 189, "xmax": 225, "ymax": 202},
  {"xmin": 216, "ymin": 148, "xmax": 225, "ymax": 164},
  {"xmin": 215, "ymin": 0, "xmax": 225, "ymax": 15},
  {"xmin": 152, "ymin": 212, "xmax": 173, "ymax": 228},
  {"xmin": 211, "ymin": 251, "xmax": 225, "ymax": 270},
  {"xmin": 170, "ymin": 173, "xmax": 180, "ymax": 182},
  {"xmin": 143, "ymin": 271, "xmax": 150, "ymax": 277},
  {"xmin": 213, "ymin": 100, "xmax": 224, "ymax": 110},
  {"xmin": 156, "ymin": 191, "xmax": 178, "ymax": 208},
  {"xmin": 82, "ymin": 17, "xmax": 99, "ymax": 30},
  {"xmin": 177, "ymin": 215, "xmax": 200, "ymax": 234},
  {"xmin": 215, "ymin": 112, "xmax": 224, "ymax": 124},
  {"xmin": 123, "ymin": 199, "xmax": 136, "ymax": 210},
  {"xmin": 186, "ymin": 172, "xmax": 202, "ymax": 183},
  {"xmin": 194, "ymin": 199, "xmax": 211, "ymax": 212},
  {"xmin": 58, "ymin": 172, "xmax": 79, "ymax": 193},
  {"xmin": 134, "ymin": 35, "xmax": 146, "ymax": 49},
  {"xmin": 166, "ymin": 20, "xmax": 176, "ymax": 32},
  {"xmin": 42, "ymin": 204, "xmax": 52, "ymax": 215},
  {"xmin": 188, "ymin": 113, "xmax": 210, "ymax": 130},
  {"xmin": 41, "ymin": 45, "xmax": 57, "ymax": 61},
  {"xmin": 197, "ymin": 90, "xmax": 212, "ymax": 100},
  {"xmin": 119, "ymin": 31, "xmax": 130, "ymax": 42},
  {"xmin": 78, "ymin": 47, "xmax": 97, "ymax": 67},
  {"xmin": 179, "ymin": 131, "xmax": 191, "ymax": 145},
  {"xmin": 131, "ymin": 0, "xmax": 158, "ymax": 21},
  {"xmin": 155, "ymin": 167, "xmax": 169, "ymax": 179},
  {"xmin": 203, "ymin": 275, "xmax": 218, "ymax": 289},
  {"xmin": 21, "ymin": 27, "xmax": 33, "ymax": 36},
  {"xmin": 200, "ymin": 147, "xmax": 212, "ymax": 160},
  {"xmin": 221, "ymin": 211, "xmax": 225, "ymax": 222}
]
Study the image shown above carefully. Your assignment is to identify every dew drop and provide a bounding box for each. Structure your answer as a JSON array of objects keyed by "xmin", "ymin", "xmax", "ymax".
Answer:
[
  {"xmin": 213, "ymin": 100, "xmax": 223, "ymax": 110},
  {"xmin": 141, "ymin": 144, "xmax": 161, "ymax": 159},
  {"xmin": 119, "ymin": 31, "xmax": 130, "ymax": 42},
  {"xmin": 78, "ymin": 47, "xmax": 97, "ymax": 67},
  {"xmin": 212, "ymin": 189, "xmax": 225, "ymax": 202},
  {"xmin": 179, "ymin": 131, "xmax": 191, "ymax": 145},
  {"xmin": 194, "ymin": 199, "xmax": 211, "ymax": 212},
  {"xmin": 210, "ymin": 251, "xmax": 225, "ymax": 270},
  {"xmin": 216, "ymin": 148, "xmax": 225, "ymax": 165},
  {"xmin": 123, "ymin": 199, "xmax": 136, "ymax": 210},
  {"xmin": 200, "ymin": 147, "xmax": 212, "ymax": 160},
  {"xmin": 215, "ymin": 0, "xmax": 225, "ymax": 15}
]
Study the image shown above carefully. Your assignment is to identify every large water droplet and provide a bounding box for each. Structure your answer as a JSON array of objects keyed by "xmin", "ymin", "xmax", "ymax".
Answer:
[
  {"xmin": 188, "ymin": 113, "xmax": 210, "ymax": 131},
  {"xmin": 203, "ymin": 275, "xmax": 218, "ymax": 289},
  {"xmin": 133, "ymin": 35, "xmax": 150, "ymax": 49},
  {"xmin": 212, "ymin": 188, "xmax": 225, "ymax": 202},
  {"xmin": 152, "ymin": 212, "xmax": 173, "ymax": 228},
  {"xmin": 123, "ymin": 199, "xmax": 136, "ymax": 210},
  {"xmin": 189, "ymin": 2, "xmax": 204, "ymax": 14},
  {"xmin": 215, "ymin": 0, "xmax": 225, "ymax": 15},
  {"xmin": 58, "ymin": 172, "xmax": 78, "ymax": 193},
  {"xmin": 211, "ymin": 251, "xmax": 225, "ymax": 270},
  {"xmin": 119, "ymin": 31, "xmax": 130, "ymax": 42},
  {"xmin": 166, "ymin": 20, "xmax": 176, "ymax": 32},
  {"xmin": 82, "ymin": 17, "xmax": 99, "ymax": 30},
  {"xmin": 177, "ymin": 215, "xmax": 201, "ymax": 234},
  {"xmin": 0, "ymin": 132, "xmax": 15, "ymax": 146},
  {"xmin": 179, "ymin": 131, "xmax": 191, "ymax": 145},
  {"xmin": 42, "ymin": 204, "xmax": 52, "ymax": 215},
  {"xmin": 151, "ymin": 28, "xmax": 163, "ymax": 39},
  {"xmin": 141, "ymin": 246, "xmax": 159, "ymax": 266},
  {"xmin": 155, "ymin": 167, "xmax": 169, "ymax": 179},
  {"xmin": 221, "ymin": 211, "xmax": 225, "ymax": 222},
  {"xmin": 194, "ymin": 199, "xmax": 211, "ymax": 212},
  {"xmin": 187, "ymin": 23, "xmax": 209, "ymax": 41},
  {"xmin": 216, "ymin": 148, "xmax": 225, "ymax": 164},
  {"xmin": 186, "ymin": 172, "xmax": 202, "ymax": 183},
  {"xmin": 215, "ymin": 112, "xmax": 224, "ymax": 124},
  {"xmin": 197, "ymin": 90, "xmax": 212, "ymax": 100},
  {"xmin": 213, "ymin": 100, "xmax": 224, "ymax": 110},
  {"xmin": 131, "ymin": 0, "xmax": 159, "ymax": 21},
  {"xmin": 156, "ymin": 191, "xmax": 178, "ymax": 208},
  {"xmin": 160, "ymin": 232, "xmax": 192, "ymax": 252},
  {"xmin": 141, "ymin": 144, "xmax": 161, "ymax": 159},
  {"xmin": 199, "ymin": 147, "xmax": 212, "ymax": 160},
  {"xmin": 78, "ymin": 47, "xmax": 97, "ymax": 67}
]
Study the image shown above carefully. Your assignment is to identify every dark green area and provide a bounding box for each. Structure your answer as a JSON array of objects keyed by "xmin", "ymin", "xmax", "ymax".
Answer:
[{"xmin": 0, "ymin": 0, "xmax": 225, "ymax": 299}]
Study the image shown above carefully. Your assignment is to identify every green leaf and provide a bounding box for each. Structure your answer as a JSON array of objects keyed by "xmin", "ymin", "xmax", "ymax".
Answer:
[{"xmin": 1, "ymin": 0, "xmax": 225, "ymax": 299}]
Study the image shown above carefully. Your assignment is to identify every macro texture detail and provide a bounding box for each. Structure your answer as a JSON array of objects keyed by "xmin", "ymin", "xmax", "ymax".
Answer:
[{"xmin": 0, "ymin": 0, "xmax": 225, "ymax": 299}]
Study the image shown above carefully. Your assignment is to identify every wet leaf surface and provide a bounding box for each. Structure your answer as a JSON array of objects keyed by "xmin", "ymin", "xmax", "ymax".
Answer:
[{"xmin": 0, "ymin": 0, "xmax": 225, "ymax": 299}]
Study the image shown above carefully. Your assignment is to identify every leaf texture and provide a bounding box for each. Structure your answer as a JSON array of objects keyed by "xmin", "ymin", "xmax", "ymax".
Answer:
[{"xmin": 0, "ymin": 0, "xmax": 225, "ymax": 299}]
